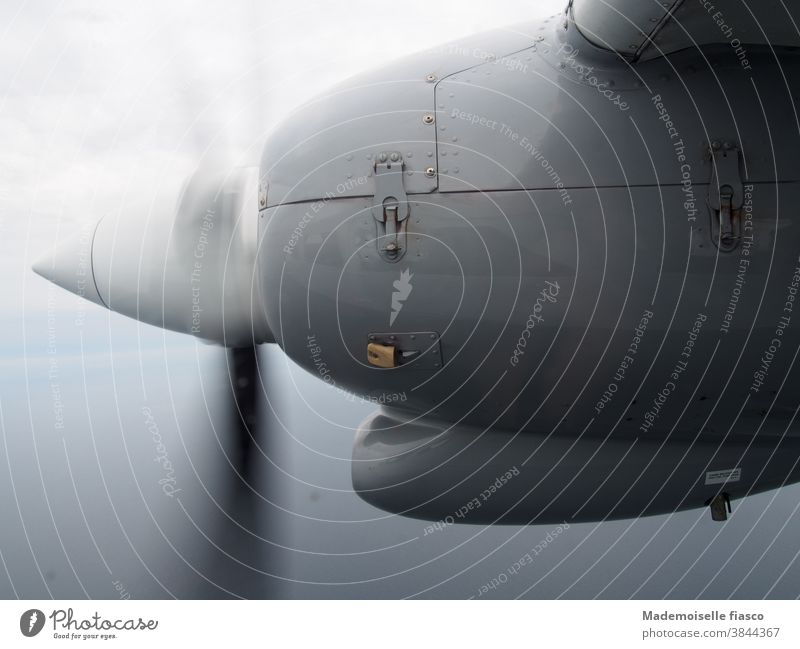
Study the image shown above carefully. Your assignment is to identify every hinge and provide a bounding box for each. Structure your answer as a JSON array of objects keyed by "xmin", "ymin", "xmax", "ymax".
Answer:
[
  {"xmin": 372, "ymin": 151, "xmax": 409, "ymax": 262},
  {"xmin": 707, "ymin": 141, "xmax": 744, "ymax": 252}
]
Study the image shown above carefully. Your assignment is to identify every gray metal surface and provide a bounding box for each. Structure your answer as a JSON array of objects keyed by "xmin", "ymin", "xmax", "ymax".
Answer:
[
  {"xmin": 352, "ymin": 410, "xmax": 800, "ymax": 523},
  {"xmin": 572, "ymin": 0, "xmax": 800, "ymax": 61},
  {"xmin": 435, "ymin": 37, "xmax": 800, "ymax": 193},
  {"xmin": 260, "ymin": 183, "xmax": 800, "ymax": 439},
  {"xmin": 257, "ymin": 24, "xmax": 544, "ymax": 208},
  {"xmin": 572, "ymin": 0, "xmax": 681, "ymax": 57}
]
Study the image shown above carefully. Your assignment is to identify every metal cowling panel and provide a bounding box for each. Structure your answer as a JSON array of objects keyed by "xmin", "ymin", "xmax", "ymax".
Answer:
[
  {"xmin": 257, "ymin": 23, "xmax": 541, "ymax": 208},
  {"xmin": 436, "ymin": 22, "xmax": 800, "ymax": 194}
]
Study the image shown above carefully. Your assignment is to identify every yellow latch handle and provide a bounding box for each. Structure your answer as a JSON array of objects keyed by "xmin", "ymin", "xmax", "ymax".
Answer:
[{"xmin": 367, "ymin": 342, "xmax": 397, "ymax": 368}]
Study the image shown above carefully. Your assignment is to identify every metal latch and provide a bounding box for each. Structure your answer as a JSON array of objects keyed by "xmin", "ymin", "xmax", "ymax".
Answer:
[
  {"xmin": 707, "ymin": 141, "xmax": 744, "ymax": 252},
  {"xmin": 367, "ymin": 332, "xmax": 442, "ymax": 369},
  {"xmin": 372, "ymin": 152, "xmax": 409, "ymax": 262},
  {"xmin": 367, "ymin": 342, "xmax": 398, "ymax": 368}
]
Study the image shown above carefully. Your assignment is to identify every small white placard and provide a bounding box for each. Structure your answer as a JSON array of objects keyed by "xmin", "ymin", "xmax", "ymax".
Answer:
[{"xmin": 705, "ymin": 467, "xmax": 741, "ymax": 485}]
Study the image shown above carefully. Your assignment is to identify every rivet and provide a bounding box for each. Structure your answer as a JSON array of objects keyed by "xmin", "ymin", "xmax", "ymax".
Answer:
[
  {"xmin": 712, "ymin": 141, "xmax": 721, "ymax": 150},
  {"xmin": 410, "ymin": 334, "xmax": 416, "ymax": 340},
  {"xmin": 430, "ymin": 333, "xmax": 436, "ymax": 339}
]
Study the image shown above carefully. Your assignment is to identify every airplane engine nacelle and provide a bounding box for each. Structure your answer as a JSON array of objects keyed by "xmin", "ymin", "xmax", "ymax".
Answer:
[
  {"xmin": 31, "ymin": 1, "xmax": 800, "ymax": 523},
  {"xmin": 258, "ymin": 11, "xmax": 800, "ymax": 439}
]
